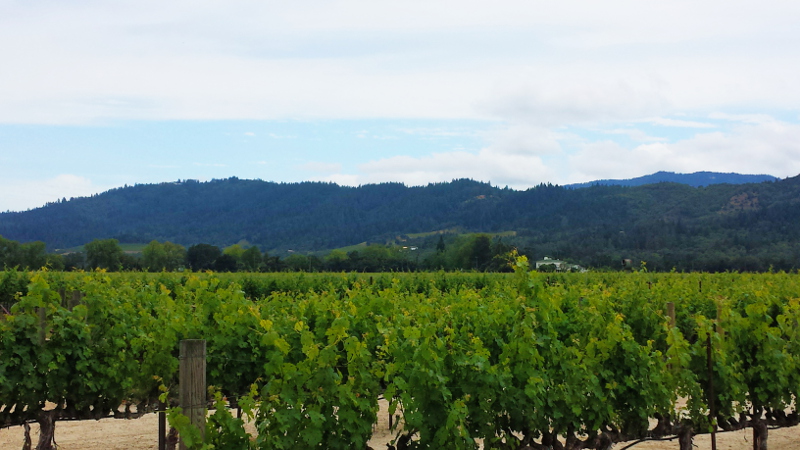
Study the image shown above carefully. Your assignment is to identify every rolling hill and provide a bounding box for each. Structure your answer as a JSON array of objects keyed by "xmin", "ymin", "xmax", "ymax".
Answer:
[{"xmin": 1, "ymin": 172, "xmax": 797, "ymax": 271}]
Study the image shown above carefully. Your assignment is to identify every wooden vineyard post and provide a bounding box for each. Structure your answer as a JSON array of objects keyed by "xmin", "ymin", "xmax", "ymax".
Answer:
[
  {"xmin": 707, "ymin": 333, "xmax": 717, "ymax": 450},
  {"xmin": 179, "ymin": 339, "xmax": 206, "ymax": 450},
  {"xmin": 666, "ymin": 302, "xmax": 676, "ymax": 329},
  {"xmin": 158, "ymin": 400, "xmax": 166, "ymax": 450},
  {"xmin": 69, "ymin": 291, "xmax": 83, "ymax": 311}
]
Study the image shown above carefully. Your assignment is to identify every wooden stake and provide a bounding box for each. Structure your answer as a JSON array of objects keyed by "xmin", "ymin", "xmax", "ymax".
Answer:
[
  {"xmin": 179, "ymin": 340, "xmax": 206, "ymax": 450},
  {"xmin": 70, "ymin": 291, "xmax": 83, "ymax": 311},
  {"xmin": 158, "ymin": 401, "xmax": 166, "ymax": 450},
  {"xmin": 666, "ymin": 302, "xmax": 676, "ymax": 329},
  {"xmin": 707, "ymin": 333, "xmax": 717, "ymax": 450}
]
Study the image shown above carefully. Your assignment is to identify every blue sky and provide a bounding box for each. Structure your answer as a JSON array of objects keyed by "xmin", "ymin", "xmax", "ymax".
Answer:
[{"xmin": 2, "ymin": 1, "xmax": 799, "ymax": 212}]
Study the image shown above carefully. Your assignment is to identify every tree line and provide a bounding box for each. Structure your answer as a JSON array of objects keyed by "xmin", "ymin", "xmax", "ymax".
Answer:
[{"xmin": 0, "ymin": 234, "xmax": 525, "ymax": 273}]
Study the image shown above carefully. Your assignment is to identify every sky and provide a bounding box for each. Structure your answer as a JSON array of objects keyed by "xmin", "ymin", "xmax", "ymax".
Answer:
[{"xmin": 2, "ymin": 0, "xmax": 800, "ymax": 212}]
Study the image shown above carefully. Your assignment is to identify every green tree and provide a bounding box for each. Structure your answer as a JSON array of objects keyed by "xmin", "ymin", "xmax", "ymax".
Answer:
[
  {"xmin": 62, "ymin": 252, "xmax": 85, "ymax": 271},
  {"xmin": 449, "ymin": 234, "xmax": 493, "ymax": 270},
  {"xmin": 162, "ymin": 242, "xmax": 186, "ymax": 271},
  {"xmin": 240, "ymin": 246, "xmax": 263, "ymax": 272},
  {"xmin": 284, "ymin": 253, "xmax": 310, "ymax": 272},
  {"xmin": 423, "ymin": 252, "xmax": 449, "ymax": 271},
  {"xmin": 214, "ymin": 254, "xmax": 238, "ymax": 272},
  {"xmin": 85, "ymin": 239, "xmax": 123, "ymax": 270},
  {"xmin": 0, "ymin": 235, "xmax": 21, "ymax": 268},
  {"xmin": 0, "ymin": 236, "xmax": 49, "ymax": 270},
  {"xmin": 19, "ymin": 241, "xmax": 48, "ymax": 270},
  {"xmin": 324, "ymin": 249, "xmax": 349, "ymax": 271},
  {"xmin": 142, "ymin": 241, "xmax": 186, "ymax": 271},
  {"xmin": 471, "ymin": 234, "xmax": 493, "ymax": 270},
  {"xmin": 186, "ymin": 244, "xmax": 221, "ymax": 271},
  {"xmin": 45, "ymin": 254, "xmax": 65, "ymax": 271},
  {"xmin": 436, "ymin": 235, "xmax": 446, "ymax": 253},
  {"xmin": 120, "ymin": 253, "xmax": 142, "ymax": 271},
  {"xmin": 223, "ymin": 244, "xmax": 246, "ymax": 262},
  {"xmin": 142, "ymin": 241, "xmax": 166, "ymax": 271},
  {"xmin": 361, "ymin": 244, "xmax": 391, "ymax": 271}
]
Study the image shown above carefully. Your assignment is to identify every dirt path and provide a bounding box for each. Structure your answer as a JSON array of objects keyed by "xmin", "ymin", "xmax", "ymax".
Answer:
[{"xmin": 1, "ymin": 402, "xmax": 798, "ymax": 450}]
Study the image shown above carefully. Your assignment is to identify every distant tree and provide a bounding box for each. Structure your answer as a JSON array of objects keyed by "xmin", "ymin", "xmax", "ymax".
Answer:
[
  {"xmin": 538, "ymin": 263, "xmax": 558, "ymax": 273},
  {"xmin": 85, "ymin": 239, "xmax": 123, "ymax": 270},
  {"xmin": 62, "ymin": 252, "xmax": 86, "ymax": 271},
  {"xmin": 214, "ymin": 254, "xmax": 238, "ymax": 272},
  {"xmin": 120, "ymin": 253, "xmax": 142, "ymax": 271},
  {"xmin": 361, "ymin": 244, "xmax": 391, "ymax": 272},
  {"xmin": 284, "ymin": 253, "xmax": 310, "ymax": 272},
  {"xmin": 347, "ymin": 251, "xmax": 362, "ymax": 270},
  {"xmin": 487, "ymin": 238, "xmax": 515, "ymax": 272},
  {"xmin": 162, "ymin": 242, "xmax": 186, "ymax": 270},
  {"xmin": 423, "ymin": 252, "xmax": 448, "ymax": 271},
  {"xmin": 143, "ymin": 240, "xmax": 186, "ymax": 271},
  {"xmin": 240, "ymin": 246, "xmax": 263, "ymax": 272},
  {"xmin": 0, "ymin": 237, "xmax": 49, "ymax": 270},
  {"xmin": 263, "ymin": 254, "xmax": 282, "ymax": 272},
  {"xmin": 45, "ymin": 253, "xmax": 65, "ymax": 271},
  {"xmin": 308, "ymin": 255, "xmax": 323, "ymax": 272},
  {"xmin": 471, "ymin": 235, "xmax": 493, "ymax": 270},
  {"xmin": 0, "ymin": 235, "xmax": 21, "ymax": 268},
  {"xmin": 436, "ymin": 235, "xmax": 446, "ymax": 253},
  {"xmin": 223, "ymin": 244, "xmax": 246, "ymax": 261},
  {"xmin": 19, "ymin": 241, "xmax": 48, "ymax": 270},
  {"xmin": 186, "ymin": 244, "xmax": 221, "ymax": 271},
  {"xmin": 324, "ymin": 249, "xmax": 349, "ymax": 271},
  {"xmin": 142, "ymin": 240, "xmax": 166, "ymax": 271}
]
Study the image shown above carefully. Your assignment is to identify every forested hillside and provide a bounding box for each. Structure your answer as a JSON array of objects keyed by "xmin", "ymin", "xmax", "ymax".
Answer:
[
  {"xmin": 565, "ymin": 170, "xmax": 778, "ymax": 188},
  {"xmin": 1, "ymin": 174, "xmax": 798, "ymax": 271}
]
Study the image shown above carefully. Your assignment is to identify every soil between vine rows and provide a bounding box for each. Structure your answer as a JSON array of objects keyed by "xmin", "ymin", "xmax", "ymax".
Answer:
[{"xmin": 0, "ymin": 399, "xmax": 798, "ymax": 449}]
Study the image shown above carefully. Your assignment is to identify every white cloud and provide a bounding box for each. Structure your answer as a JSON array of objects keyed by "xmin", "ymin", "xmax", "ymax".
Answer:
[
  {"xmin": 482, "ymin": 124, "xmax": 564, "ymax": 155},
  {"xmin": 311, "ymin": 115, "xmax": 800, "ymax": 189},
  {"xmin": 322, "ymin": 146, "xmax": 556, "ymax": 189},
  {"xmin": 480, "ymin": 77, "xmax": 674, "ymax": 128},
  {"xmin": 566, "ymin": 118, "xmax": 800, "ymax": 183},
  {"xmin": 708, "ymin": 112, "xmax": 778, "ymax": 125},
  {"xmin": 644, "ymin": 117, "xmax": 715, "ymax": 128},
  {"xmin": 605, "ymin": 128, "xmax": 667, "ymax": 143},
  {"xmin": 1, "ymin": 2, "xmax": 799, "ymax": 124},
  {"xmin": 0, "ymin": 175, "xmax": 111, "ymax": 212},
  {"xmin": 1, "ymin": 0, "xmax": 799, "ymax": 204}
]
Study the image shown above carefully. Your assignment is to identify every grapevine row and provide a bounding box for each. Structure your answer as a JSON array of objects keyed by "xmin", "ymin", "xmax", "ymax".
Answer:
[{"xmin": 1, "ymin": 265, "xmax": 799, "ymax": 449}]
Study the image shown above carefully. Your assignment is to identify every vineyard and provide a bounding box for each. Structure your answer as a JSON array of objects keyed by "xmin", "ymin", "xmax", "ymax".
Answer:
[{"xmin": 1, "ymin": 263, "xmax": 799, "ymax": 449}]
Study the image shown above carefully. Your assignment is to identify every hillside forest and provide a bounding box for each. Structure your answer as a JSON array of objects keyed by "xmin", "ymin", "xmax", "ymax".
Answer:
[{"xmin": 1, "ymin": 174, "xmax": 800, "ymax": 272}]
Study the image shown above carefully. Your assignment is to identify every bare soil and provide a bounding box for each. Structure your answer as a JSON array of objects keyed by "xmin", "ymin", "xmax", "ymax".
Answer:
[{"xmin": 1, "ymin": 400, "xmax": 798, "ymax": 450}]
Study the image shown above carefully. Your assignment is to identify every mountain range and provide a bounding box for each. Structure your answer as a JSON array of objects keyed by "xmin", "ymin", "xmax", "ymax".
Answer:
[
  {"xmin": 565, "ymin": 171, "xmax": 778, "ymax": 188},
  {"xmin": 0, "ymin": 171, "xmax": 796, "ymax": 271}
]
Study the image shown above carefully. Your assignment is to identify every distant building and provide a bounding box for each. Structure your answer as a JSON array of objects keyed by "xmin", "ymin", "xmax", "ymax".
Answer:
[{"xmin": 535, "ymin": 256, "xmax": 586, "ymax": 272}]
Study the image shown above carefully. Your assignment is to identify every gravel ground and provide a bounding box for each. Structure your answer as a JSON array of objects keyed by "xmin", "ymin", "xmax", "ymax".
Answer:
[{"xmin": 1, "ymin": 400, "xmax": 798, "ymax": 450}]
